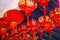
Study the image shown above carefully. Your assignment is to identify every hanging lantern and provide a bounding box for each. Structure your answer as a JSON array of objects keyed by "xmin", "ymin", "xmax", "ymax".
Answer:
[
  {"xmin": 38, "ymin": 15, "xmax": 54, "ymax": 31},
  {"xmin": 50, "ymin": 8, "xmax": 60, "ymax": 30},
  {"xmin": 50, "ymin": 8, "xmax": 59, "ymax": 21},
  {"xmin": 3, "ymin": 9, "xmax": 24, "ymax": 35},
  {"xmin": 38, "ymin": 15, "xmax": 54, "ymax": 38},
  {"xmin": 18, "ymin": 0, "xmax": 37, "ymax": 16},
  {"xmin": 3, "ymin": 9, "xmax": 24, "ymax": 24}
]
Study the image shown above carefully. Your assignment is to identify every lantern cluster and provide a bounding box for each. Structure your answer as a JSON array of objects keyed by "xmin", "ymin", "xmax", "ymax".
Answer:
[{"xmin": 0, "ymin": 0, "xmax": 60, "ymax": 40}]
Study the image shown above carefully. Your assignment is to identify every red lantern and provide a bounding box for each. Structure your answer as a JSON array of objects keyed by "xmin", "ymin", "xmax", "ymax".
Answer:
[
  {"xmin": 18, "ymin": 0, "xmax": 37, "ymax": 16},
  {"xmin": 50, "ymin": 8, "xmax": 59, "ymax": 21},
  {"xmin": 50, "ymin": 8, "xmax": 60, "ymax": 30},
  {"xmin": 3, "ymin": 9, "xmax": 24, "ymax": 35},
  {"xmin": 3, "ymin": 9, "xmax": 24, "ymax": 24},
  {"xmin": 38, "ymin": 15, "xmax": 54, "ymax": 38}
]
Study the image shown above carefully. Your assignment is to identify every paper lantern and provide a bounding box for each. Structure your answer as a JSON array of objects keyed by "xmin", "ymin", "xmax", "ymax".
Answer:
[
  {"xmin": 50, "ymin": 8, "xmax": 60, "ymax": 30},
  {"xmin": 18, "ymin": 0, "xmax": 37, "ymax": 16},
  {"xmin": 38, "ymin": 16, "xmax": 54, "ymax": 31},
  {"xmin": 50, "ymin": 8, "xmax": 59, "ymax": 21},
  {"xmin": 38, "ymin": 15, "xmax": 54, "ymax": 38},
  {"xmin": 3, "ymin": 9, "xmax": 24, "ymax": 24}
]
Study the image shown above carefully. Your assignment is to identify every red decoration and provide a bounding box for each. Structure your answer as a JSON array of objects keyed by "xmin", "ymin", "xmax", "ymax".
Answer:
[
  {"xmin": 0, "ymin": 18, "xmax": 5, "ymax": 30},
  {"xmin": 34, "ymin": 0, "xmax": 39, "ymax": 3},
  {"xmin": 50, "ymin": 8, "xmax": 60, "ymax": 30},
  {"xmin": 3, "ymin": 9, "xmax": 24, "ymax": 24},
  {"xmin": 55, "ymin": 18, "xmax": 60, "ymax": 30},
  {"xmin": 0, "ymin": 18, "xmax": 7, "ymax": 36},
  {"xmin": 43, "ymin": 6, "xmax": 48, "ymax": 15},
  {"xmin": 14, "ymin": 33, "xmax": 19, "ymax": 40},
  {"xmin": 18, "ymin": 0, "xmax": 37, "ymax": 16},
  {"xmin": 21, "ymin": 24, "xmax": 28, "ymax": 40},
  {"xmin": 0, "ymin": 0, "xmax": 59, "ymax": 39},
  {"xmin": 38, "ymin": 28, "xmax": 44, "ymax": 40},
  {"xmin": 27, "ymin": 19, "xmax": 39, "ymax": 40},
  {"xmin": 50, "ymin": 8, "xmax": 59, "ymax": 21},
  {"xmin": 9, "ymin": 22, "xmax": 17, "ymax": 35},
  {"xmin": 38, "ymin": 0, "xmax": 49, "ymax": 15},
  {"xmin": 38, "ymin": 15, "xmax": 54, "ymax": 38},
  {"xmin": 39, "ymin": 0, "xmax": 49, "ymax": 7}
]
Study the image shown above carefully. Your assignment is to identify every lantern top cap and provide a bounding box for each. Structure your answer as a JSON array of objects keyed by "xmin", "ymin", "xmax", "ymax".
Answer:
[{"xmin": 10, "ymin": 22, "xmax": 17, "ymax": 26}]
